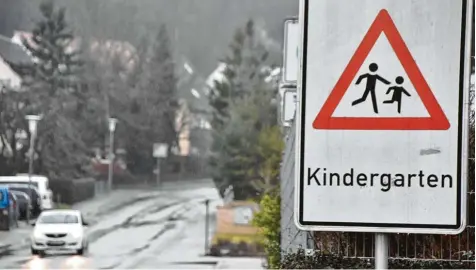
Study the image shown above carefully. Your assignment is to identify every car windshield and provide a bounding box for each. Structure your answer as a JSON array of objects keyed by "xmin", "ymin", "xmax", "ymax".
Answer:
[{"xmin": 38, "ymin": 213, "xmax": 79, "ymax": 224}]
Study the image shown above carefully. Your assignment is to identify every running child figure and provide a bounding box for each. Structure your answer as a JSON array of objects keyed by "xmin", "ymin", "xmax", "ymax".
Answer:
[{"xmin": 383, "ymin": 76, "xmax": 411, "ymax": 114}]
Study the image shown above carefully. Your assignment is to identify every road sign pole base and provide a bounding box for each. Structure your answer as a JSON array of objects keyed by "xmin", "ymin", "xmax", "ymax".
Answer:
[{"xmin": 375, "ymin": 233, "xmax": 389, "ymax": 269}]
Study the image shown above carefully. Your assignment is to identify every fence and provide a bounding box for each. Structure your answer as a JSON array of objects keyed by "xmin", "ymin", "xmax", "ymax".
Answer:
[
  {"xmin": 280, "ymin": 121, "xmax": 312, "ymax": 256},
  {"xmin": 279, "ymin": 81, "xmax": 475, "ymax": 265}
]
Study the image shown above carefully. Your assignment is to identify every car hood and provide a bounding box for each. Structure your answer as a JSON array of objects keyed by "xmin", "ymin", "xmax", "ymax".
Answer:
[{"xmin": 34, "ymin": 224, "xmax": 81, "ymax": 234}]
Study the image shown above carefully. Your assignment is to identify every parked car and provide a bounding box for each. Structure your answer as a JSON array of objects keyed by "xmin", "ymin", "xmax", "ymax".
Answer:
[
  {"xmin": 7, "ymin": 191, "xmax": 19, "ymax": 228},
  {"xmin": 10, "ymin": 190, "xmax": 31, "ymax": 220},
  {"xmin": 6, "ymin": 184, "xmax": 42, "ymax": 218},
  {"xmin": 0, "ymin": 187, "xmax": 10, "ymax": 230},
  {"xmin": 0, "ymin": 175, "xmax": 53, "ymax": 210},
  {"xmin": 31, "ymin": 209, "xmax": 89, "ymax": 256}
]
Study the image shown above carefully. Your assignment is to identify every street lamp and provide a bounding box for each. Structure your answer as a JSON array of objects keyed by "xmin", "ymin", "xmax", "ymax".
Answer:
[
  {"xmin": 25, "ymin": 115, "xmax": 41, "ymax": 224},
  {"xmin": 107, "ymin": 118, "xmax": 118, "ymax": 192}
]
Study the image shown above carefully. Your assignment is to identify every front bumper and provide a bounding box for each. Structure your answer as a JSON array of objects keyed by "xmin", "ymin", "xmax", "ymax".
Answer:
[{"xmin": 31, "ymin": 236, "xmax": 83, "ymax": 251}]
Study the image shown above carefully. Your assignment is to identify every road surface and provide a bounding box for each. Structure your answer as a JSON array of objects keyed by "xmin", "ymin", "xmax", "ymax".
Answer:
[{"xmin": 0, "ymin": 180, "xmax": 263, "ymax": 269}]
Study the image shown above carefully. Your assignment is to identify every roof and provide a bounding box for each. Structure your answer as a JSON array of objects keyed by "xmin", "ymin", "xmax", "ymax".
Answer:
[
  {"xmin": 205, "ymin": 62, "xmax": 228, "ymax": 88},
  {"xmin": 0, "ymin": 175, "xmax": 48, "ymax": 182},
  {"xmin": 12, "ymin": 31, "xmax": 137, "ymax": 73},
  {"xmin": 0, "ymin": 35, "xmax": 32, "ymax": 65},
  {"xmin": 0, "ymin": 184, "xmax": 40, "ymax": 191}
]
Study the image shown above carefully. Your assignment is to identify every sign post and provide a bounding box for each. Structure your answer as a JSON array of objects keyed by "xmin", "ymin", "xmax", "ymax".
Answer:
[
  {"xmin": 282, "ymin": 18, "xmax": 300, "ymax": 85},
  {"xmin": 281, "ymin": 88, "xmax": 298, "ymax": 125},
  {"xmin": 153, "ymin": 143, "xmax": 168, "ymax": 187},
  {"xmin": 280, "ymin": 18, "xmax": 300, "ymax": 127},
  {"xmin": 296, "ymin": 0, "xmax": 473, "ymax": 268},
  {"xmin": 375, "ymin": 233, "xmax": 388, "ymax": 269}
]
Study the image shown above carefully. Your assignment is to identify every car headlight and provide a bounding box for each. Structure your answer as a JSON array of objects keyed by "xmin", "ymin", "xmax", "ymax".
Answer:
[
  {"xmin": 71, "ymin": 231, "xmax": 82, "ymax": 238},
  {"xmin": 33, "ymin": 230, "xmax": 43, "ymax": 239}
]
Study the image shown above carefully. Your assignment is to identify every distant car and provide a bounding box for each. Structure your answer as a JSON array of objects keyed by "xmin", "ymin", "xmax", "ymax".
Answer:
[
  {"xmin": 31, "ymin": 210, "xmax": 89, "ymax": 256},
  {"xmin": 7, "ymin": 191, "xmax": 19, "ymax": 228},
  {"xmin": 10, "ymin": 190, "xmax": 31, "ymax": 220},
  {"xmin": 6, "ymin": 184, "xmax": 42, "ymax": 217}
]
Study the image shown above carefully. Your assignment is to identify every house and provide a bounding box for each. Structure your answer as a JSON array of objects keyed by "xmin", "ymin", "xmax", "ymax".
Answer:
[
  {"xmin": 173, "ymin": 57, "xmax": 213, "ymax": 159},
  {"xmin": 0, "ymin": 34, "xmax": 31, "ymax": 88},
  {"xmin": 12, "ymin": 30, "xmax": 138, "ymax": 73},
  {"xmin": 0, "ymin": 34, "xmax": 34, "ymax": 158}
]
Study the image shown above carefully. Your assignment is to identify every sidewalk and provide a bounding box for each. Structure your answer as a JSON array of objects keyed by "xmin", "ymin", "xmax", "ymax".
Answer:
[
  {"xmin": 0, "ymin": 188, "xmax": 162, "ymax": 254},
  {"xmin": 215, "ymin": 258, "xmax": 265, "ymax": 269},
  {"xmin": 0, "ymin": 223, "xmax": 31, "ymax": 255}
]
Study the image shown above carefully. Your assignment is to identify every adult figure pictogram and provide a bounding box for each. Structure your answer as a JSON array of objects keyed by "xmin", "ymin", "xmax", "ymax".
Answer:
[
  {"xmin": 351, "ymin": 63, "xmax": 390, "ymax": 113},
  {"xmin": 383, "ymin": 76, "xmax": 411, "ymax": 114}
]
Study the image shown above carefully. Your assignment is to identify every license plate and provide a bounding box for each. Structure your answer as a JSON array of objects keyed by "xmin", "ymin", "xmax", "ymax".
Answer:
[{"xmin": 47, "ymin": 241, "xmax": 65, "ymax": 246}]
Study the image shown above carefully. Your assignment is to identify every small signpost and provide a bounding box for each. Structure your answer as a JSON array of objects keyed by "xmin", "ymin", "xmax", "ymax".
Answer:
[
  {"xmin": 280, "ymin": 18, "xmax": 300, "ymax": 127},
  {"xmin": 295, "ymin": 0, "xmax": 473, "ymax": 268},
  {"xmin": 152, "ymin": 143, "xmax": 168, "ymax": 187},
  {"xmin": 282, "ymin": 18, "xmax": 300, "ymax": 85},
  {"xmin": 281, "ymin": 88, "xmax": 298, "ymax": 125}
]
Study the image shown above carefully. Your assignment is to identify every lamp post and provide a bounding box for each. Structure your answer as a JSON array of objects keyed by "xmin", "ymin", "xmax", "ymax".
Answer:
[
  {"xmin": 25, "ymin": 115, "xmax": 41, "ymax": 224},
  {"xmin": 107, "ymin": 118, "xmax": 117, "ymax": 192}
]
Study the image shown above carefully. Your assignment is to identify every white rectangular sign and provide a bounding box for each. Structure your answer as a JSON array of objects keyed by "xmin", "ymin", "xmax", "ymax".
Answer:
[
  {"xmin": 153, "ymin": 143, "xmax": 168, "ymax": 158},
  {"xmin": 282, "ymin": 18, "xmax": 300, "ymax": 84},
  {"xmin": 295, "ymin": 0, "xmax": 473, "ymax": 234},
  {"xmin": 282, "ymin": 89, "xmax": 297, "ymax": 123}
]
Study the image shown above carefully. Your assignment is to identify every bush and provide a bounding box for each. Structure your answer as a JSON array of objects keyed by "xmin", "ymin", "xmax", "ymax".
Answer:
[
  {"xmin": 50, "ymin": 178, "xmax": 95, "ymax": 204},
  {"xmin": 280, "ymin": 249, "xmax": 475, "ymax": 269},
  {"xmin": 252, "ymin": 190, "xmax": 281, "ymax": 269}
]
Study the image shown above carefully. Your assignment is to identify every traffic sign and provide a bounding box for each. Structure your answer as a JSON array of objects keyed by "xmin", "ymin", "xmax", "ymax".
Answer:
[
  {"xmin": 153, "ymin": 143, "xmax": 168, "ymax": 158},
  {"xmin": 295, "ymin": 0, "xmax": 473, "ymax": 234},
  {"xmin": 313, "ymin": 10, "xmax": 450, "ymax": 131},
  {"xmin": 282, "ymin": 18, "xmax": 300, "ymax": 84},
  {"xmin": 282, "ymin": 88, "xmax": 297, "ymax": 123}
]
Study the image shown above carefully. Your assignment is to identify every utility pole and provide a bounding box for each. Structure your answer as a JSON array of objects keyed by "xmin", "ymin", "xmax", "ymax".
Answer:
[
  {"xmin": 25, "ymin": 115, "xmax": 41, "ymax": 224},
  {"xmin": 107, "ymin": 118, "xmax": 117, "ymax": 192}
]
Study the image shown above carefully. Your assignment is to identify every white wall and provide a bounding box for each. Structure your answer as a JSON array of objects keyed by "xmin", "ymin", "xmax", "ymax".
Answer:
[{"xmin": 0, "ymin": 56, "xmax": 21, "ymax": 88}]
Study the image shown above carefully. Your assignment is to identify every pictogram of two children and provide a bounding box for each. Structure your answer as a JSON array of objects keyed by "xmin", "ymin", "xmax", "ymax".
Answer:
[{"xmin": 351, "ymin": 63, "xmax": 411, "ymax": 114}]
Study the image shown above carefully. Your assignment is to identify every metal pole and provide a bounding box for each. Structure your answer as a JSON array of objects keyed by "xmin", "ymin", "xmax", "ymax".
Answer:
[
  {"xmin": 27, "ymin": 132, "xmax": 35, "ymax": 224},
  {"xmin": 204, "ymin": 199, "xmax": 210, "ymax": 255},
  {"xmin": 375, "ymin": 233, "xmax": 389, "ymax": 269},
  {"xmin": 107, "ymin": 129, "xmax": 114, "ymax": 192},
  {"xmin": 156, "ymin": 158, "xmax": 161, "ymax": 187}
]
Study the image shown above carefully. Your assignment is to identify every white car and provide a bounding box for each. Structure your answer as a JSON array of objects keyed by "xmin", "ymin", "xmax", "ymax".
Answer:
[{"xmin": 30, "ymin": 210, "xmax": 89, "ymax": 256}]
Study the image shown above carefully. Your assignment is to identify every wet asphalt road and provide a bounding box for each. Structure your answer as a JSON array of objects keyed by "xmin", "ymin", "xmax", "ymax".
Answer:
[{"xmin": 0, "ymin": 182, "xmax": 222, "ymax": 269}]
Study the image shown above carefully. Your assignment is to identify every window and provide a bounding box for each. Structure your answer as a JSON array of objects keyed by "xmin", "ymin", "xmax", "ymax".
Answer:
[
  {"xmin": 233, "ymin": 206, "xmax": 254, "ymax": 225},
  {"xmin": 38, "ymin": 214, "xmax": 79, "ymax": 224}
]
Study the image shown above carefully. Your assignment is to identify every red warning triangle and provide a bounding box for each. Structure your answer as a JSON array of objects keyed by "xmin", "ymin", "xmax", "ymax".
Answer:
[{"xmin": 313, "ymin": 9, "xmax": 450, "ymax": 130}]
